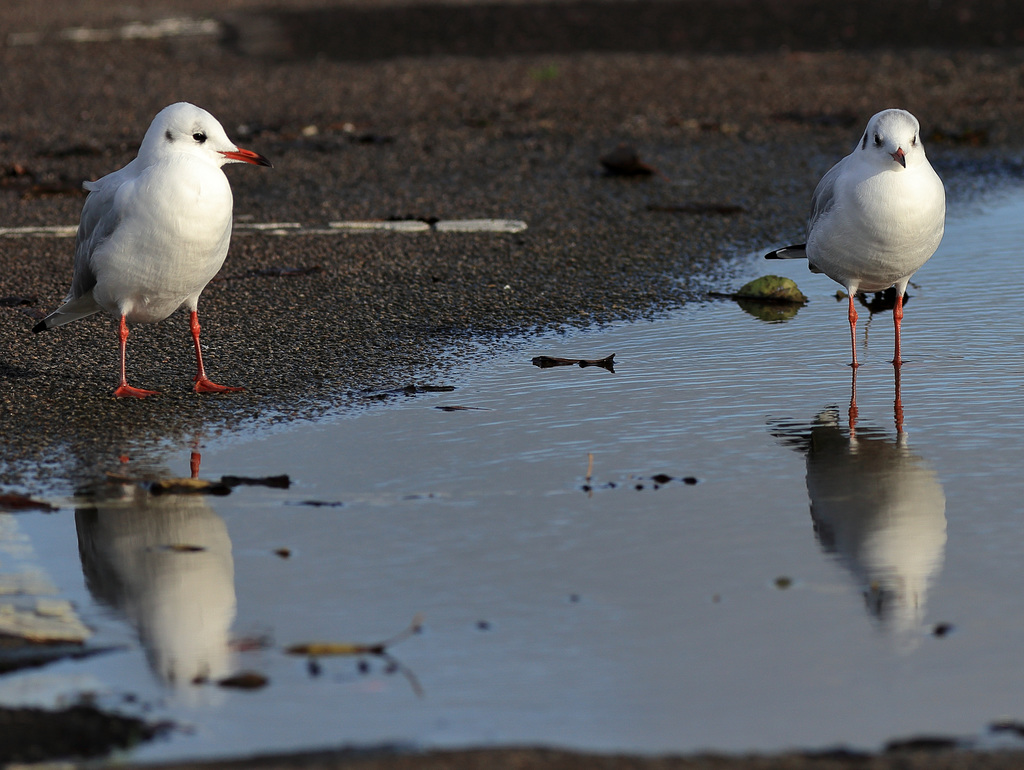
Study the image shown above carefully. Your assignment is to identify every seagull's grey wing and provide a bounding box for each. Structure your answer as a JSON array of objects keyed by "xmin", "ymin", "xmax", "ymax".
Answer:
[
  {"xmin": 32, "ymin": 175, "xmax": 123, "ymax": 332},
  {"xmin": 68, "ymin": 178, "xmax": 123, "ymax": 300},
  {"xmin": 807, "ymin": 154, "xmax": 849, "ymax": 237}
]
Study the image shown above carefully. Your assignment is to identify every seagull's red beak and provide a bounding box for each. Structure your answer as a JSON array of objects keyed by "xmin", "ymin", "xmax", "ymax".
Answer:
[
  {"xmin": 890, "ymin": 147, "xmax": 907, "ymax": 168},
  {"xmin": 220, "ymin": 147, "xmax": 273, "ymax": 167}
]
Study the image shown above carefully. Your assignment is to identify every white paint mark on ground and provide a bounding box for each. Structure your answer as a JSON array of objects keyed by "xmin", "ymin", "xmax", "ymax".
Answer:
[
  {"xmin": 329, "ymin": 220, "xmax": 432, "ymax": 233},
  {"xmin": 0, "ymin": 226, "xmax": 79, "ymax": 238},
  {"xmin": 8, "ymin": 17, "xmax": 222, "ymax": 46},
  {"xmin": 435, "ymin": 219, "xmax": 528, "ymax": 233},
  {"xmin": 1, "ymin": 220, "xmax": 527, "ymax": 238}
]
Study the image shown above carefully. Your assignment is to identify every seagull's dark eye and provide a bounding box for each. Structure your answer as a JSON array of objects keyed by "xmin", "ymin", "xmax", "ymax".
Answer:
[
  {"xmin": 873, "ymin": 133, "xmax": 882, "ymax": 147},
  {"xmin": 192, "ymin": 131, "xmax": 207, "ymax": 144}
]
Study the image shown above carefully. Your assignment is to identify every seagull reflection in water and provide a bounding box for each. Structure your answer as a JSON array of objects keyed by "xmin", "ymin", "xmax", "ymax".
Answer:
[
  {"xmin": 771, "ymin": 369, "xmax": 946, "ymax": 644},
  {"xmin": 75, "ymin": 452, "xmax": 236, "ymax": 695}
]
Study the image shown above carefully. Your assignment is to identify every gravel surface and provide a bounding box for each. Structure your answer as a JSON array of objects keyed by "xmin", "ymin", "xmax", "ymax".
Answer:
[{"xmin": 3, "ymin": 0, "xmax": 1024, "ymax": 764}]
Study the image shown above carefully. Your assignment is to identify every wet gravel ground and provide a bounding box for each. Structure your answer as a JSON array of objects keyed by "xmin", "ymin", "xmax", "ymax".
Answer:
[{"xmin": 4, "ymin": 0, "xmax": 1024, "ymax": 765}]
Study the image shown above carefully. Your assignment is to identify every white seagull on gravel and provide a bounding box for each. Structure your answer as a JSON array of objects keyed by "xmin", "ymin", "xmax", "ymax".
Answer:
[
  {"xmin": 33, "ymin": 102, "xmax": 272, "ymax": 398},
  {"xmin": 765, "ymin": 108, "xmax": 945, "ymax": 368}
]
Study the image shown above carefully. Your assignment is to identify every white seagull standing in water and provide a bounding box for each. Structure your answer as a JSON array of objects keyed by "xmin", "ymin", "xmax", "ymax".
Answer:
[
  {"xmin": 33, "ymin": 102, "xmax": 272, "ymax": 398},
  {"xmin": 765, "ymin": 108, "xmax": 945, "ymax": 368}
]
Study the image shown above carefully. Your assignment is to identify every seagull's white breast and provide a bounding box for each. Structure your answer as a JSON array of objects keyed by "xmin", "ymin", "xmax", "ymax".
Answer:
[
  {"xmin": 90, "ymin": 155, "xmax": 234, "ymax": 324},
  {"xmin": 808, "ymin": 158, "xmax": 945, "ymax": 293}
]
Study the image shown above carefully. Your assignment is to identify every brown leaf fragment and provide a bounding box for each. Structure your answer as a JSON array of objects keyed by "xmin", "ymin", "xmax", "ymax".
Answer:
[
  {"xmin": 646, "ymin": 202, "xmax": 745, "ymax": 215},
  {"xmin": 274, "ymin": 548, "xmax": 291, "ymax": 559},
  {"xmin": 221, "ymin": 474, "xmax": 291, "ymax": 489},
  {"xmin": 0, "ymin": 493, "xmax": 58, "ymax": 512},
  {"xmin": 149, "ymin": 478, "xmax": 232, "ymax": 496},
  {"xmin": 600, "ymin": 144, "xmax": 656, "ymax": 176},
  {"xmin": 217, "ymin": 671, "xmax": 269, "ymax": 690}
]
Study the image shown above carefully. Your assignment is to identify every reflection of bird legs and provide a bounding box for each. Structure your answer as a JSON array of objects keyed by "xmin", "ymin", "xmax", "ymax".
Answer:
[
  {"xmin": 894, "ymin": 365, "xmax": 904, "ymax": 434},
  {"xmin": 892, "ymin": 292, "xmax": 905, "ymax": 368},
  {"xmin": 848, "ymin": 366, "xmax": 859, "ymax": 437}
]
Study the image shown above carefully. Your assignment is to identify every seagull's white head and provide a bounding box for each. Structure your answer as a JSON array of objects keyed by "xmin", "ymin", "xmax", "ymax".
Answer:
[
  {"xmin": 857, "ymin": 109, "xmax": 927, "ymax": 171},
  {"xmin": 138, "ymin": 102, "xmax": 272, "ymax": 169}
]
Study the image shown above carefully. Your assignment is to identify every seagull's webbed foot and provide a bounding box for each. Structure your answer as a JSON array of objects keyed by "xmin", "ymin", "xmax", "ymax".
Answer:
[
  {"xmin": 113, "ymin": 383, "xmax": 160, "ymax": 399},
  {"xmin": 194, "ymin": 377, "xmax": 244, "ymax": 394}
]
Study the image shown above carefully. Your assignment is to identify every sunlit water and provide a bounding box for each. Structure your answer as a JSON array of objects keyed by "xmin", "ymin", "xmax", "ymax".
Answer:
[{"xmin": 6, "ymin": 188, "xmax": 1024, "ymax": 761}]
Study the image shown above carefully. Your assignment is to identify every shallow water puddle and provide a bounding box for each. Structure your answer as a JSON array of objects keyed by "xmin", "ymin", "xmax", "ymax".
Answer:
[{"xmin": 7, "ymin": 188, "xmax": 1024, "ymax": 760}]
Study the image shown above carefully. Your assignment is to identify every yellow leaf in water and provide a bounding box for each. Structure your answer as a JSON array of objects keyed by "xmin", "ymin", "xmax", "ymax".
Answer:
[{"xmin": 286, "ymin": 642, "xmax": 369, "ymax": 656}]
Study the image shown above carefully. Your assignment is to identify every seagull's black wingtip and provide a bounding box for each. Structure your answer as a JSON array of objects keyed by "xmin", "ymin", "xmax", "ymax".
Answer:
[
  {"xmin": 32, "ymin": 319, "xmax": 48, "ymax": 334},
  {"xmin": 764, "ymin": 244, "xmax": 808, "ymax": 260}
]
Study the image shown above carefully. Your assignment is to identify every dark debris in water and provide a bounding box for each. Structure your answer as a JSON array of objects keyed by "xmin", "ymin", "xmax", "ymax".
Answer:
[
  {"xmin": 0, "ymin": 703, "xmax": 171, "ymax": 765},
  {"xmin": 582, "ymin": 472, "xmax": 697, "ymax": 494},
  {"xmin": 0, "ymin": 638, "xmax": 123, "ymax": 676},
  {"xmin": 532, "ymin": 353, "xmax": 615, "ymax": 372},
  {"xmin": 149, "ymin": 478, "xmax": 231, "ymax": 496},
  {"xmin": 931, "ymin": 621, "xmax": 955, "ymax": 638},
  {"xmin": 222, "ymin": 474, "xmax": 291, "ymax": 489},
  {"xmin": 360, "ymin": 384, "xmax": 456, "ymax": 401},
  {"xmin": 149, "ymin": 474, "xmax": 290, "ymax": 496},
  {"xmin": 216, "ymin": 671, "xmax": 270, "ymax": 690},
  {"xmin": 435, "ymin": 405, "xmax": 489, "ymax": 411},
  {"xmin": 990, "ymin": 720, "xmax": 1024, "ymax": 738},
  {"xmin": 0, "ymin": 492, "xmax": 58, "ymax": 512},
  {"xmin": 884, "ymin": 735, "xmax": 965, "ymax": 753}
]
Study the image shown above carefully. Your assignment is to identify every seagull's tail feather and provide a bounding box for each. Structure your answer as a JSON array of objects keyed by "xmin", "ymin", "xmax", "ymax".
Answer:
[
  {"xmin": 764, "ymin": 244, "xmax": 807, "ymax": 260},
  {"xmin": 32, "ymin": 294, "xmax": 102, "ymax": 333}
]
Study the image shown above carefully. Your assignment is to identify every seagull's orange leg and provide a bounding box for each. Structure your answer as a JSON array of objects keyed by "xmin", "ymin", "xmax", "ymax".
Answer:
[
  {"xmin": 113, "ymin": 315, "xmax": 160, "ymax": 398},
  {"xmin": 892, "ymin": 292, "xmax": 905, "ymax": 368},
  {"xmin": 847, "ymin": 292, "xmax": 860, "ymax": 369},
  {"xmin": 191, "ymin": 311, "xmax": 244, "ymax": 394}
]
